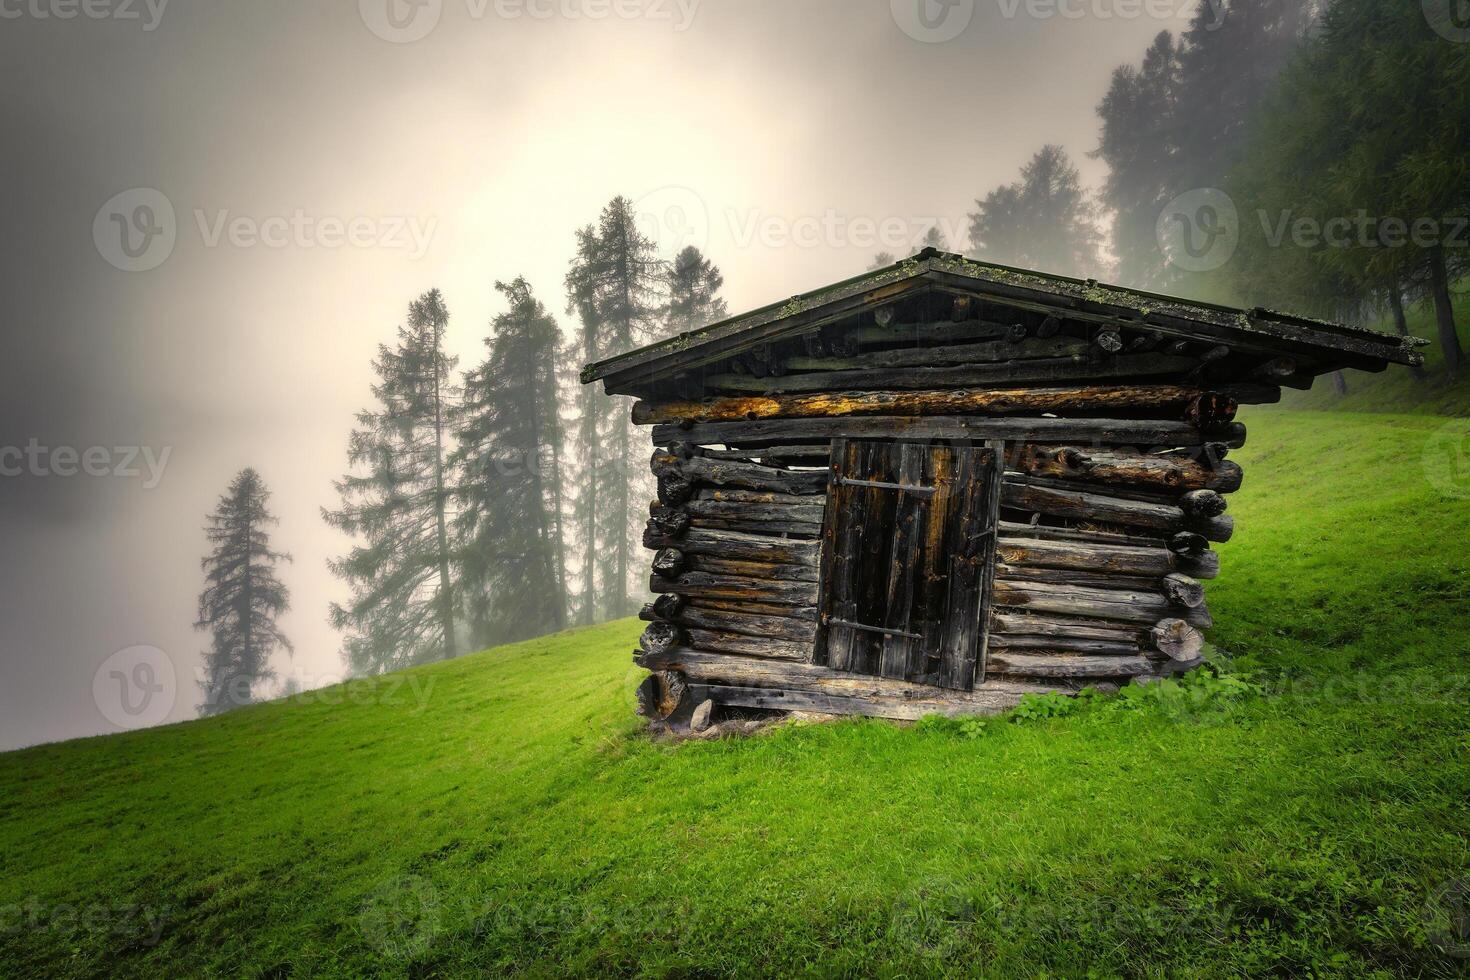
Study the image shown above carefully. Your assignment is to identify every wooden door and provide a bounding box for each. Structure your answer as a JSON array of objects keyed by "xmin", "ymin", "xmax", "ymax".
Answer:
[{"xmin": 813, "ymin": 439, "xmax": 1002, "ymax": 691}]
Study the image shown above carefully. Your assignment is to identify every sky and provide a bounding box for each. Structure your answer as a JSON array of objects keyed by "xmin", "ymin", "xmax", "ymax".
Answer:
[{"xmin": 0, "ymin": 0, "xmax": 1199, "ymax": 751}]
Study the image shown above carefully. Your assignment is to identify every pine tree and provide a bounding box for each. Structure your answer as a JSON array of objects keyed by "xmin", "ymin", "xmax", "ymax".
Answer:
[
  {"xmin": 969, "ymin": 145, "xmax": 1103, "ymax": 276},
  {"xmin": 1093, "ymin": 31, "xmax": 1181, "ymax": 289},
  {"xmin": 196, "ymin": 468, "xmax": 291, "ymax": 716},
  {"xmin": 454, "ymin": 277, "xmax": 568, "ymax": 647},
  {"xmin": 1171, "ymin": 0, "xmax": 1317, "ymax": 197},
  {"xmin": 663, "ymin": 245, "xmax": 728, "ymax": 338},
  {"xmin": 324, "ymin": 289, "xmax": 461, "ymax": 674},
  {"xmin": 564, "ymin": 198, "xmax": 666, "ymax": 620},
  {"xmin": 920, "ymin": 226, "xmax": 947, "ymax": 251},
  {"xmin": 1221, "ymin": 0, "xmax": 1467, "ymax": 375},
  {"xmin": 868, "ymin": 251, "xmax": 897, "ymax": 271}
]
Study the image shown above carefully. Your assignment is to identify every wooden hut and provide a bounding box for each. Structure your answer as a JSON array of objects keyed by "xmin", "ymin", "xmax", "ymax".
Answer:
[{"xmin": 582, "ymin": 250, "xmax": 1423, "ymax": 722}]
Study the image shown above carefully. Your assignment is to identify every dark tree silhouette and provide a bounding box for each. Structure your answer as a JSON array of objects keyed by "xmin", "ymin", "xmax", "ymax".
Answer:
[
  {"xmin": 196, "ymin": 468, "xmax": 291, "ymax": 716},
  {"xmin": 455, "ymin": 277, "xmax": 569, "ymax": 647},
  {"xmin": 324, "ymin": 289, "xmax": 461, "ymax": 673}
]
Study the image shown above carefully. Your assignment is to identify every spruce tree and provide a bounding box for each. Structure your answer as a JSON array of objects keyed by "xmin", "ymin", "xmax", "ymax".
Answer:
[
  {"xmin": 564, "ymin": 198, "xmax": 666, "ymax": 620},
  {"xmin": 1093, "ymin": 31, "xmax": 1181, "ymax": 289},
  {"xmin": 196, "ymin": 468, "xmax": 291, "ymax": 716},
  {"xmin": 663, "ymin": 245, "xmax": 728, "ymax": 338},
  {"xmin": 968, "ymin": 145, "xmax": 1103, "ymax": 276},
  {"xmin": 455, "ymin": 277, "xmax": 568, "ymax": 647},
  {"xmin": 324, "ymin": 289, "xmax": 461, "ymax": 674}
]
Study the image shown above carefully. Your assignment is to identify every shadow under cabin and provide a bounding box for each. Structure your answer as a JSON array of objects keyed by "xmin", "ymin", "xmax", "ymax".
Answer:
[{"xmin": 581, "ymin": 249, "xmax": 1424, "ymax": 724}]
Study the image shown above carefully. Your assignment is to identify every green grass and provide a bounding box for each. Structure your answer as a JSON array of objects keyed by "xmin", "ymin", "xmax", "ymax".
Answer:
[
  {"xmin": 4, "ymin": 411, "xmax": 1470, "ymax": 977},
  {"xmin": 1283, "ymin": 283, "xmax": 1470, "ymax": 415}
]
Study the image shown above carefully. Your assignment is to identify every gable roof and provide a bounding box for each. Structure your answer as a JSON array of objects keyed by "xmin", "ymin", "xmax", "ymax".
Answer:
[{"xmin": 582, "ymin": 249, "xmax": 1424, "ymax": 392}]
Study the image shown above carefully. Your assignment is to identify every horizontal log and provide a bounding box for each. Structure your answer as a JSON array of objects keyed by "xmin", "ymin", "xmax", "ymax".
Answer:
[
  {"xmin": 684, "ymin": 629, "xmax": 811, "ymax": 661},
  {"xmin": 705, "ymin": 684, "xmax": 1035, "ymax": 721},
  {"xmin": 633, "ymin": 384, "xmax": 1234, "ymax": 427},
  {"xmin": 683, "ymin": 554, "xmax": 819, "ymax": 582},
  {"xmin": 640, "ymin": 603, "xmax": 818, "ymax": 642},
  {"xmin": 992, "ymin": 579, "xmax": 1213, "ymax": 628},
  {"xmin": 987, "ymin": 651, "xmax": 1155, "ymax": 678},
  {"xmin": 1008, "ymin": 445, "xmax": 1244, "ymax": 493},
  {"xmin": 996, "ymin": 536, "xmax": 1173, "ymax": 578},
  {"xmin": 694, "ymin": 487, "xmax": 827, "ymax": 505},
  {"xmin": 990, "ymin": 611, "xmax": 1146, "ymax": 642},
  {"xmin": 688, "ymin": 598, "xmax": 820, "ymax": 619},
  {"xmin": 638, "ymin": 648, "xmax": 1068, "ymax": 713},
  {"xmin": 778, "ymin": 336, "xmax": 1090, "ymax": 372},
  {"xmin": 841, "ymin": 319, "xmax": 1014, "ymax": 346},
  {"xmin": 649, "ymin": 572, "xmax": 820, "ymax": 605},
  {"xmin": 998, "ymin": 521, "xmax": 1168, "ymax": 549},
  {"xmin": 641, "ymin": 526, "xmax": 820, "ymax": 565},
  {"xmin": 1002, "ymin": 478, "xmax": 1186, "ymax": 532},
  {"xmin": 701, "ymin": 353, "xmax": 1200, "ymax": 395},
  {"xmin": 993, "ymin": 565, "xmax": 1161, "ymax": 592},
  {"xmin": 1001, "ymin": 479, "xmax": 1233, "ymax": 541},
  {"xmin": 682, "ymin": 443, "xmax": 1245, "ymax": 495},
  {"xmin": 649, "ymin": 505, "xmax": 821, "ymax": 539},
  {"xmin": 652, "ymin": 416, "xmax": 1203, "ymax": 449},
  {"xmin": 656, "ymin": 498, "xmax": 825, "ymax": 526},
  {"xmin": 986, "ymin": 633, "xmax": 1143, "ymax": 656},
  {"xmin": 700, "ymin": 444, "xmax": 832, "ymax": 465},
  {"xmin": 651, "ymin": 452, "xmax": 828, "ymax": 495}
]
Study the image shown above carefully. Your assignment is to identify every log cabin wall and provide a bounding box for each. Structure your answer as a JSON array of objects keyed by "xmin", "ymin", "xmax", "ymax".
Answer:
[{"xmin": 627, "ymin": 295, "xmax": 1258, "ymax": 720}]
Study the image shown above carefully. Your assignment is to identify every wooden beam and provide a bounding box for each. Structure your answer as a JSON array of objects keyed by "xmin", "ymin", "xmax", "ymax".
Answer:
[
  {"xmin": 701, "ymin": 352, "xmax": 1198, "ymax": 395},
  {"xmin": 641, "ymin": 526, "xmax": 819, "ymax": 565},
  {"xmin": 992, "ymin": 579, "xmax": 1213, "ymax": 627},
  {"xmin": 632, "ymin": 385, "xmax": 1234, "ymax": 426},
  {"xmin": 778, "ymin": 336, "xmax": 1089, "ymax": 371},
  {"xmin": 651, "ymin": 416, "xmax": 1203, "ymax": 448},
  {"xmin": 637, "ymin": 647, "xmax": 1069, "ymax": 712}
]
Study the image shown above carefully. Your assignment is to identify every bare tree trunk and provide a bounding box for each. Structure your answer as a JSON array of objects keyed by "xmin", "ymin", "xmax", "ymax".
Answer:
[
  {"xmin": 431, "ymin": 324, "xmax": 457, "ymax": 660},
  {"xmin": 580, "ymin": 380, "xmax": 599, "ymax": 626},
  {"xmin": 1429, "ymin": 245, "xmax": 1464, "ymax": 379},
  {"xmin": 1388, "ymin": 281, "xmax": 1427, "ymax": 380}
]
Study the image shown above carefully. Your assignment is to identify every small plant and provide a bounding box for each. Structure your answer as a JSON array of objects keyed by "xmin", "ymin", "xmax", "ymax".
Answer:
[{"xmin": 1010, "ymin": 691, "xmax": 1080, "ymax": 723}]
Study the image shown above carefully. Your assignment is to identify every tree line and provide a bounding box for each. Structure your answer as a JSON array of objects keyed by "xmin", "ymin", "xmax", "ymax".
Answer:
[
  {"xmin": 192, "ymin": 197, "xmax": 727, "ymax": 707},
  {"xmin": 313, "ymin": 196, "xmax": 725, "ymax": 680},
  {"xmin": 897, "ymin": 0, "xmax": 1464, "ymax": 380}
]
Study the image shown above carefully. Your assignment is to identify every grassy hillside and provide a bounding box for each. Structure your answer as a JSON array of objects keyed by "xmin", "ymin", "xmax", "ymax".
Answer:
[
  {"xmin": 4, "ymin": 411, "xmax": 1470, "ymax": 977},
  {"xmin": 1283, "ymin": 283, "xmax": 1470, "ymax": 415}
]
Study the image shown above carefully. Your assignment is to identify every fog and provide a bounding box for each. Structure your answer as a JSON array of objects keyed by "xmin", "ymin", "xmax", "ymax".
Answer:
[{"xmin": 0, "ymin": 0, "xmax": 1195, "ymax": 750}]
